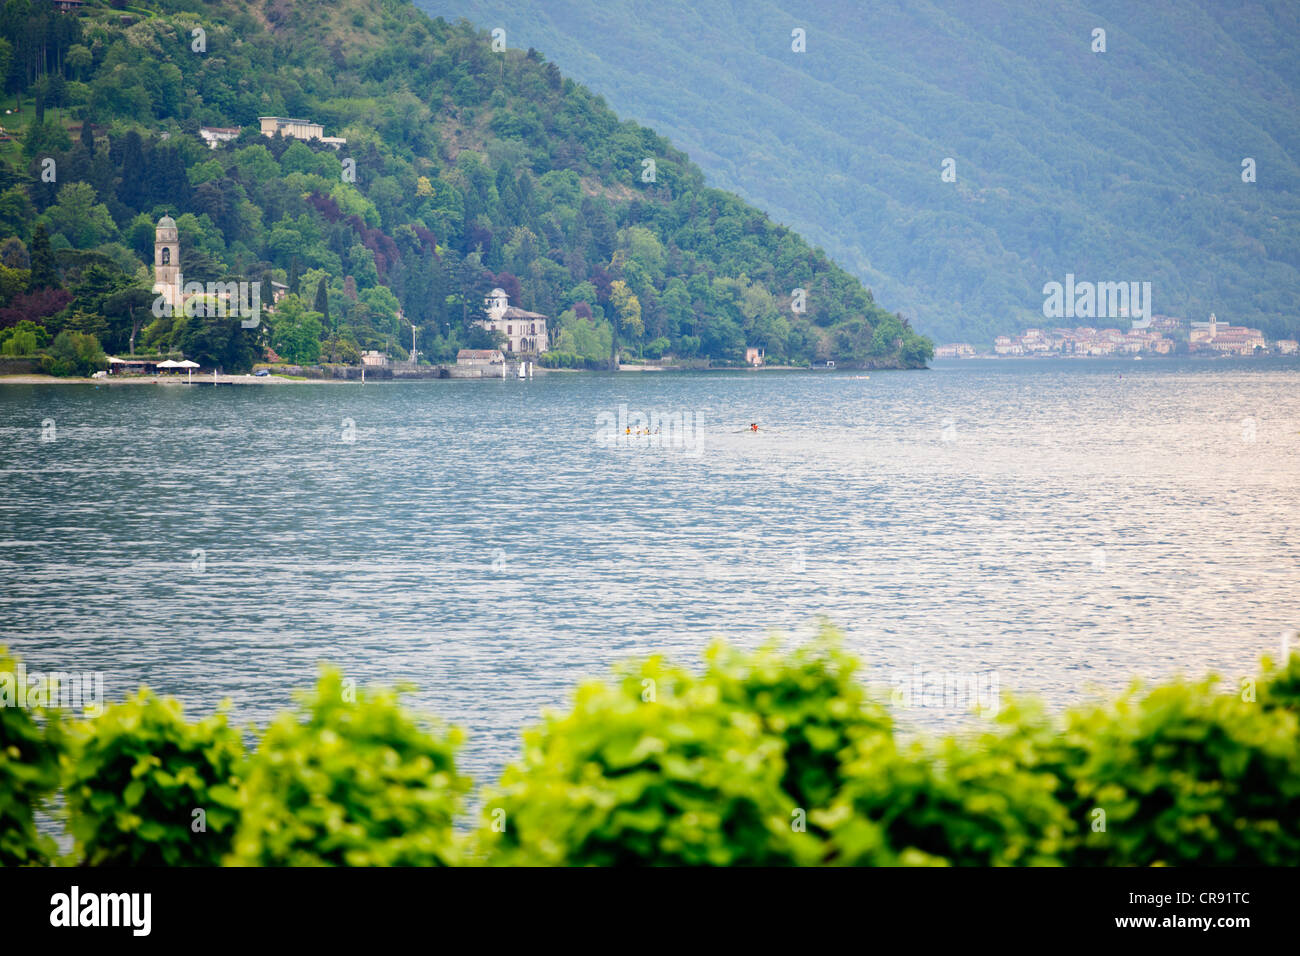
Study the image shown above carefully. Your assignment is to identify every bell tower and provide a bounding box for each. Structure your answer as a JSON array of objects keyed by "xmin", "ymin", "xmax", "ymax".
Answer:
[
  {"xmin": 485, "ymin": 287, "xmax": 509, "ymax": 319},
  {"xmin": 153, "ymin": 215, "xmax": 181, "ymax": 311}
]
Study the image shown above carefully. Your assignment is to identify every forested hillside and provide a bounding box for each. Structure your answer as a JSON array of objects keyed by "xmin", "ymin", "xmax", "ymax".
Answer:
[
  {"xmin": 420, "ymin": 0, "xmax": 1300, "ymax": 344},
  {"xmin": 0, "ymin": 0, "xmax": 931, "ymax": 374}
]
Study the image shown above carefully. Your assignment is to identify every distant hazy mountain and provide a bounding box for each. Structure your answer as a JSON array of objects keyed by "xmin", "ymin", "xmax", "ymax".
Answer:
[{"xmin": 419, "ymin": 0, "xmax": 1300, "ymax": 343}]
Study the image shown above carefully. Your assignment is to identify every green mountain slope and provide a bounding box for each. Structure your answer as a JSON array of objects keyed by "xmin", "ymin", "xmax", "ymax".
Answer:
[
  {"xmin": 419, "ymin": 0, "xmax": 1300, "ymax": 344},
  {"xmin": 0, "ymin": 0, "xmax": 930, "ymax": 373}
]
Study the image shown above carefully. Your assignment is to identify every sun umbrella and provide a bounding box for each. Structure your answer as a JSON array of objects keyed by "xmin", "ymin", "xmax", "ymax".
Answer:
[{"xmin": 176, "ymin": 359, "xmax": 199, "ymax": 383}]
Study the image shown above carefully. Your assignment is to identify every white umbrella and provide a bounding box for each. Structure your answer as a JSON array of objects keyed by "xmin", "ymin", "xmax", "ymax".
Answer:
[
  {"xmin": 155, "ymin": 359, "xmax": 179, "ymax": 376},
  {"xmin": 177, "ymin": 359, "xmax": 199, "ymax": 384}
]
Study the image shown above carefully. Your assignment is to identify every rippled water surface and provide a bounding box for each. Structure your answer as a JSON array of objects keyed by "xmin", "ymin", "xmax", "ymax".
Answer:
[{"xmin": 2, "ymin": 358, "xmax": 1298, "ymax": 783}]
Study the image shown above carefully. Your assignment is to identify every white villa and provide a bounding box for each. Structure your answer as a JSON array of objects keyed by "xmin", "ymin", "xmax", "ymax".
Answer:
[
  {"xmin": 477, "ymin": 288, "xmax": 549, "ymax": 355},
  {"xmin": 199, "ymin": 125, "xmax": 241, "ymax": 149}
]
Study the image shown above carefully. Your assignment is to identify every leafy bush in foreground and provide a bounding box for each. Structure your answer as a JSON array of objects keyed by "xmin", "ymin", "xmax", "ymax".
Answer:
[
  {"xmin": 819, "ymin": 712, "xmax": 1072, "ymax": 866},
  {"xmin": 476, "ymin": 637, "xmax": 889, "ymax": 865},
  {"xmin": 1026, "ymin": 659, "xmax": 1300, "ymax": 866},
  {"xmin": 61, "ymin": 690, "xmax": 244, "ymax": 866},
  {"xmin": 704, "ymin": 638, "xmax": 890, "ymax": 820},
  {"xmin": 228, "ymin": 668, "xmax": 469, "ymax": 866},
  {"xmin": 8, "ymin": 638, "xmax": 1300, "ymax": 866},
  {"xmin": 475, "ymin": 655, "xmax": 816, "ymax": 866},
  {"xmin": 0, "ymin": 647, "xmax": 61, "ymax": 866}
]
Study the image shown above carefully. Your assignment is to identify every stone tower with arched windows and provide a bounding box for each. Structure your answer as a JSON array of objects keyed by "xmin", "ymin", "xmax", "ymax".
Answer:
[{"xmin": 153, "ymin": 215, "xmax": 181, "ymax": 311}]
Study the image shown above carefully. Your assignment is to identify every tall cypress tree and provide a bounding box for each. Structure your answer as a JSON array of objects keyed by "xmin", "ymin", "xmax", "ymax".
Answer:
[
  {"xmin": 288, "ymin": 255, "xmax": 300, "ymax": 297},
  {"xmin": 116, "ymin": 131, "xmax": 146, "ymax": 211},
  {"xmin": 314, "ymin": 276, "xmax": 330, "ymax": 329},
  {"xmin": 29, "ymin": 224, "xmax": 57, "ymax": 290}
]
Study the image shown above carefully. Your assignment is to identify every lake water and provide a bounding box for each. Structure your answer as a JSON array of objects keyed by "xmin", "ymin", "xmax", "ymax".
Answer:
[{"xmin": 2, "ymin": 357, "xmax": 1298, "ymax": 785}]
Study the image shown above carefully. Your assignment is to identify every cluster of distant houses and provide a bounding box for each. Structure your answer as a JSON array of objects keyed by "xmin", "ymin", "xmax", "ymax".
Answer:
[{"xmin": 938, "ymin": 314, "xmax": 1298, "ymax": 358}]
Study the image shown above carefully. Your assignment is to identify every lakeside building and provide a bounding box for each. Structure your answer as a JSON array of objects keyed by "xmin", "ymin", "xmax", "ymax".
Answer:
[
  {"xmin": 199, "ymin": 125, "xmax": 241, "ymax": 149},
  {"xmin": 934, "ymin": 343, "xmax": 976, "ymax": 358},
  {"xmin": 361, "ymin": 350, "xmax": 388, "ymax": 367},
  {"xmin": 258, "ymin": 116, "xmax": 347, "ymax": 149},
  {"xmin": 745, "ymin": 346, "xmax": 765, "ymax": 367},
  {"xmin": 106, "ymin": 356, "xmax": 162, "ymax": 375},
  {"xmin": 1276, "ymin": 340, "xmax": 1298, "ymax": 355},
  {"xmin": 1190, "ymin": 314, "xmax": 1266, "ymax": 354},
  {"xmin": 456, "ymin": 349, "xmax": 505, "ymax": 369},
  {"xmin": 477, "ymin": 288, "xmax": 549, "ymax": 355}
]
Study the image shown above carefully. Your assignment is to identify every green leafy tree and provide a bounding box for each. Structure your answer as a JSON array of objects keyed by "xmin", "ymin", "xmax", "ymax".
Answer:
[
  {"xmin": 269, "ymin": 293, "xmax": 323, "ymax": 365},
  {"xmin": 43, "ymin": 182, "xmax": 117, "ymax": 249},
  {"xmin": 46, "ymin": 330, "xmax": 105, "ymax": 377},
  {"xmin": 0, "ymin": 320, "xmax": 48, "ymax": 356}
]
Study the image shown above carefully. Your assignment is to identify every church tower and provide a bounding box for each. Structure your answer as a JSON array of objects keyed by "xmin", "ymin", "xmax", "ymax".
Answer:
[
  {"xmin": 485, "ymin": 287, "xmax": 509, "ymax": 319},
  {"xmin": 153, "ymin": 215, "xmax": 181, "ymax": 311}
]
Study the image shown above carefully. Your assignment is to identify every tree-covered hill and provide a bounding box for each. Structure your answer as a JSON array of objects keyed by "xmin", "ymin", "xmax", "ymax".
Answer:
[
  {"xmin": 0, "ymin": 0, "xmax": 931, "ymax": 373},
  {"xmin": 418, "ymin": 0, "xmax": 1300, "ymax": 345}
]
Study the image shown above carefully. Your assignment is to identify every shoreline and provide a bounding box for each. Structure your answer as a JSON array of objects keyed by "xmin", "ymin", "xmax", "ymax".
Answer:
[{"xmin": 0, "ymin": 364, "xmax": 926, "ymax": 386}]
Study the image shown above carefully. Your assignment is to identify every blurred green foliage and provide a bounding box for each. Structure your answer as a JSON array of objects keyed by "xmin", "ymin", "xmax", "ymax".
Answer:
[
  {"xmin": 228, "ymin": 667, "xmax": 469, "ymax": 866},
  {"xmin": 1014, "ymin": 653, "xmax": 1300, "ymax": 866},
  {"xmin": 0, "ymin": 646, "xmax": 61, "ymax": 866},
  {"xmin": 474, "ymin": 647, "xmax": 846, "ymax": 865},
  {"xmin": 61, "ymin": 689, "xmax": 243, "ymax": 866},
  {"xmin": 4, "ymin": 641, "xmax": 1299, "ymax": 866},
  {"xmin": 819, "ymin": 715, "xmax": 1072, "ymax": 865}
]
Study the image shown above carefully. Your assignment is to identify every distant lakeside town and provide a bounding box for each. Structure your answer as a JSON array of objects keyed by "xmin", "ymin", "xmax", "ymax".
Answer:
[{"xmin": 937, "ymin": 314, "xmax": 1298, "ymax": 359}]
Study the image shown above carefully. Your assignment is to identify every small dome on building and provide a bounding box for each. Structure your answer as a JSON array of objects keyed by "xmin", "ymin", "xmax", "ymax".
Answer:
[{"xmin": 157, "ymin": 215, "xmax": 176, "ymax": 229}]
